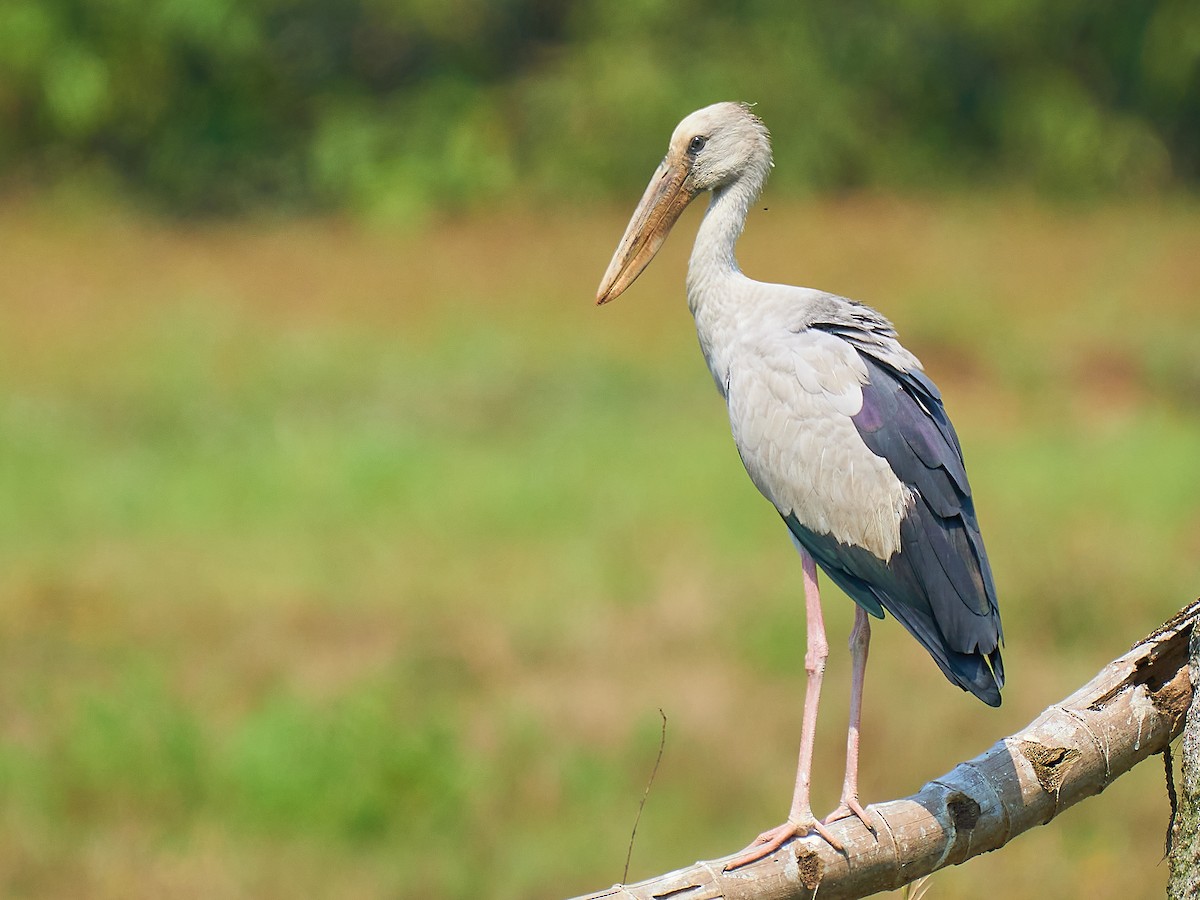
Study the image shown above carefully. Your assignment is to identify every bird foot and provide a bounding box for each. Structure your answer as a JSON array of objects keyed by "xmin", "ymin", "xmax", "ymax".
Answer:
[
  {"xmin": 823, "ymin": 795, "xmax": 876, "ymax": 835},
  {"xmin": 723, "ymin": 817, "xmax": 844, "ymax": 871}
]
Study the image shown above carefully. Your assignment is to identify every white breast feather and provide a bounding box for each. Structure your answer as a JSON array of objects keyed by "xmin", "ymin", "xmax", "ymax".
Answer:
[{"xmin": 728, "ymin": 329, "xmax": 912, "ymax": 561}]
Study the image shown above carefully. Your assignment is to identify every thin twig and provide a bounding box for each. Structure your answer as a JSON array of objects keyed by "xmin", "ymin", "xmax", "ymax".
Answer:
[
  {"xmin": 1164, "ymin": 743, "xmax": 1177, "ymax": 861},
  {"xmin": 624, "ymin": 709, "xmax": 668, "ymax": 884}
]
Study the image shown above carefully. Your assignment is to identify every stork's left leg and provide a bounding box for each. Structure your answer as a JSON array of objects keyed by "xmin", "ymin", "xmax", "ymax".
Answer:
[
  {"xmin": 724, "ymin": 550, "xmax": 843, "ymax": 871},
  {"xmin": 824, "ymin": 604, "xmax": 875, "ymax": 832}
]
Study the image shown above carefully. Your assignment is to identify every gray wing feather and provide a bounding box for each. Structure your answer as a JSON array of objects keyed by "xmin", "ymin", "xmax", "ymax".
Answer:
[{"xmin": 787, "ymin": 321, "xmax": 1004, "ymax": 705}]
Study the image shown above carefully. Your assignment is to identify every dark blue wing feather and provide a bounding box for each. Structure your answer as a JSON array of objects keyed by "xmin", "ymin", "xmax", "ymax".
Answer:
[{"xmin": 782, "ymin": 349, "xmax": 1004, "ymax": 706}]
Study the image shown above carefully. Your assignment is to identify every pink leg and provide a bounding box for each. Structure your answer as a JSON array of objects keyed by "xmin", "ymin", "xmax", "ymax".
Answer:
[
  {"xmin": 824, "ymin": 604, "xmax": 875, "ymax": 832},
  {"xmin": 725, "ymin": 550, "xmax": 843, "ymax": 871}
]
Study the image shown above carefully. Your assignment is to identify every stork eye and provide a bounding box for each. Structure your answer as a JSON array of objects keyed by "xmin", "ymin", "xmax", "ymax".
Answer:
[{"xmin": 687, "ymin": 135, "xmax": 707, "ymax": 155}]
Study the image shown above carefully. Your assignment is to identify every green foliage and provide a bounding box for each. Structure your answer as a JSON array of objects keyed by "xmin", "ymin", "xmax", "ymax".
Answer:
[{"xmin": 1, "ymin": 0, "xmax": 1199, "ymax": 216}]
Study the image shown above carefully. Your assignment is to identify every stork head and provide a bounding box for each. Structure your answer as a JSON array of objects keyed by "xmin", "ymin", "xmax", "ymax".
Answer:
[{"xmin": 596, "ymin": 102, "xmax": 772, "ymax": 305}]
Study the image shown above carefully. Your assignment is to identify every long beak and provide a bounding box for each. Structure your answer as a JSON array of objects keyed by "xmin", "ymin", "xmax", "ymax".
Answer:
[{"xmin": 596, "ymin": 160, "xmax": 697, "ymax": 305}]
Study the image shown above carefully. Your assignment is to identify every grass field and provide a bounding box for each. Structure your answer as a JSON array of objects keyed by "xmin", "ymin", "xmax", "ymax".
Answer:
[{"xmin": 1, "ymin": 194, "xmax": 1198, "ymax": 898}]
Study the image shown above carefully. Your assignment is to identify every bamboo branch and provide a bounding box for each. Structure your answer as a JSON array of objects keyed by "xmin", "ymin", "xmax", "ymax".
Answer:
[{"xmin": 568, "ymin": 599, "xmax": 1199, "ymax": 900}]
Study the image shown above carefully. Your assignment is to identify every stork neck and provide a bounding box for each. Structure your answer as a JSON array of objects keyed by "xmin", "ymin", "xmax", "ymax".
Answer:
[{"xmin": 686, "ymin": 172, "xmax": 761, "ymax": 304}]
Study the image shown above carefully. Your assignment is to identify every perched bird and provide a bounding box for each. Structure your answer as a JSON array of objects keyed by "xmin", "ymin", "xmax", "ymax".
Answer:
[{"xmin": 595, "ymin": 102, "xmax": 1003, "ymax": 869}]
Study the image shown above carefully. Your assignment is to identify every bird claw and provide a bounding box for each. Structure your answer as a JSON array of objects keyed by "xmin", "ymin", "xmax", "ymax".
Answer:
[
  {"xmin": 723, "ymin": 817, "xmax": 844, "ymax": 871},
  {"xmin": 823, "ymin": 795, "xmax": 876, "ymax": 835}
]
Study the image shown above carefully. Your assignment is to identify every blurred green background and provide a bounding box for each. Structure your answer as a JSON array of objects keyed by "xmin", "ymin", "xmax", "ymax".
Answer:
[
  {"xmin": 2, "ymin": 1, "xmax": 1200, "ymax": 898},
  {"xmin": 4, "ymin": 0, "xmax": 1200, "ymax": 217}
]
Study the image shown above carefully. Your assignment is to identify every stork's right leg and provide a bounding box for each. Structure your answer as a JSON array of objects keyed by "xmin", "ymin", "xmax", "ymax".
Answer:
[
  {"xmin": 824, "ymin": 604, "xmax": 876, "ymax": 832},
  {"xmin": 724, "ymin": 550, "xmax": 843, "ymax": 871}
]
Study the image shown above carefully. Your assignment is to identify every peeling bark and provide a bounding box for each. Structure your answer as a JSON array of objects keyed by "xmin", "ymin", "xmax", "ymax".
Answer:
[{"xmin": 567, "ymin": 600, "xmax": 1199, "ymax": 900}]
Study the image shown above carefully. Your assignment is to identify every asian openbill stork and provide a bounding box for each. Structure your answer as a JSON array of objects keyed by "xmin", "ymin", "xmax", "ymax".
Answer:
[{"xmin": 595, "ymin": 102, "xmax": 1003, "ymax": 869}]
